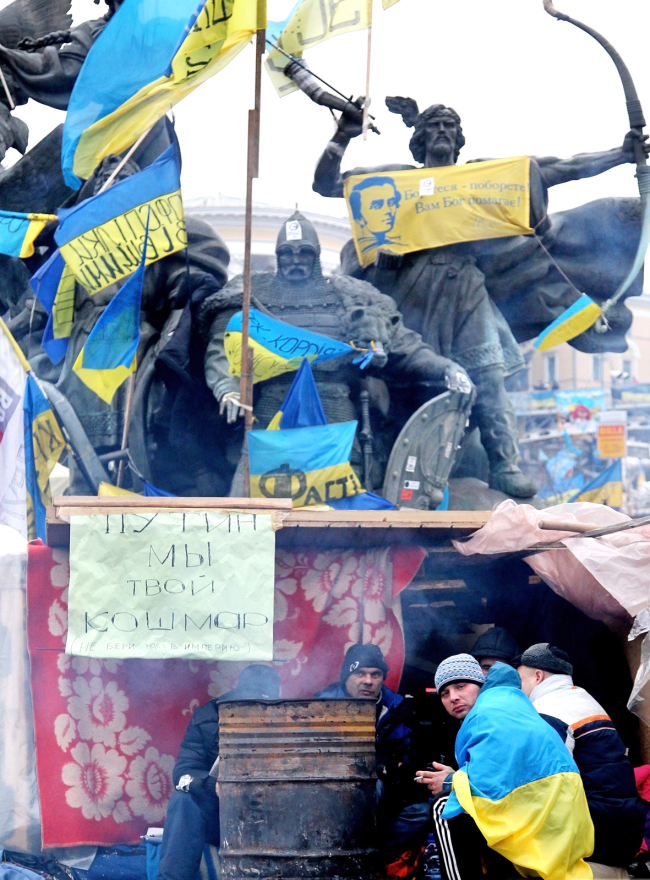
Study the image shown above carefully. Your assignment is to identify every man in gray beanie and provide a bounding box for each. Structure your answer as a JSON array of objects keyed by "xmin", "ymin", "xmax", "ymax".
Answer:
[{"xmin": 518, "ymin": 643, "xmax": 647, "ymax": 872}]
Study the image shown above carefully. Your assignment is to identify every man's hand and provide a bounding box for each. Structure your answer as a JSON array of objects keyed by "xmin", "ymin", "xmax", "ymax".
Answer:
[
  {"xmin": 415, "ymin": 762, "xmax": 455, "ymax": 795},
  {"xmin": 622, "ymin": 128, "xmax": 650, "ymax": 163},
  {"xmin": 444, "ymin": 362, "xmax": 474, "ymax": 395},
  {"xmin": 219, "ymin": 391, "xmax": 245, "ymax": 424}
]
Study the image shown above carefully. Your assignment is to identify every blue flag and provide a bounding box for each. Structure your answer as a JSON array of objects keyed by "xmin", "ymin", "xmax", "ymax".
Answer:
[
  {"xmin": 72, "ymin": 227, "xmax": 148, "ymax": 404},
  {"xmin": 62, "ymin": 0, "xmax": 263, "ymax": 188},
  {"xmin": 24, "ymin": 375, "xmax": 66, "ymax": 541},
  {"xmin": 31, "ymin": 250, "xmax": 76, "ymax": 364},
  {"xmin": 55, "ymin": 144, "xmax": 184, "ymax": 296},
  {"xmin": 569, "ymin": 460, "xmax": 623, "ymax": 509}
]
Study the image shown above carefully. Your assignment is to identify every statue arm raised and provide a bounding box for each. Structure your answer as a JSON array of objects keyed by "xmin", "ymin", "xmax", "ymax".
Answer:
[
  {"xmin": 0, "ymin": 21, "xmax": 99, "ymax": 111},
  {"xmin": 535, "ymin": 129, "xmax": 650, "ymax": 188}
]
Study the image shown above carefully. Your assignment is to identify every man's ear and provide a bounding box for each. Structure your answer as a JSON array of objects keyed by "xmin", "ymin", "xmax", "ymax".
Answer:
[{"xmin": 536, "ymin": 669, "xmax": 545, "ymax": 685}]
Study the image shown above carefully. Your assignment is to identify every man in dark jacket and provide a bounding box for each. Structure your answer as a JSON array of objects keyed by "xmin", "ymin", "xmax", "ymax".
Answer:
[
  {"xmin": 157, "ymin": 665, "xmax": 281, "ymax": 880},
  {"xmin": 518, "ymin": 643, "xmax": 647, "ymax": 870},
  {"xmin": 317, "ymin": 645, "xmax": 431, "ymax": 875},
  {"xmin": 472, "ymin": 627, "xmax": 519, "ymax": 676}
]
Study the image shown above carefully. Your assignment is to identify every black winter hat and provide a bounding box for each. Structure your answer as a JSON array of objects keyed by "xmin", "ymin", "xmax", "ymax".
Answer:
[
  {"xmin": 340, "ymin": 644, "xmax": 389, "ymax": 682},
  {"xmin": 472, "ymin": 627, "xmax": 520, "ymax": 663},
  {"xmin": 230, "ymin": 664, "xmax": 281, "ymax": 699},
  {"xmin": 517, "ymin": 643, "xmax": 573, "ymax": 677}
]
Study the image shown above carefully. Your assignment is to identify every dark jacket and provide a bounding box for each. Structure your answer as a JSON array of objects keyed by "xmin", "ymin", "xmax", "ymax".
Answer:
[
  {"xmin": 532, "ymin": 674, "xmax": 647, "ymax": 867},
  {"xmin": 173, "ymin": 699, "xmax": 222, "ymax": 801}
]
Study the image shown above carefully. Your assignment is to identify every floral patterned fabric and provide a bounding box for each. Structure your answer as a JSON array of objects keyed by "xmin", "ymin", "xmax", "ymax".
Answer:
[{"xmin": 27, "ymin": 540, "xmax": 424, "ymax": 847}]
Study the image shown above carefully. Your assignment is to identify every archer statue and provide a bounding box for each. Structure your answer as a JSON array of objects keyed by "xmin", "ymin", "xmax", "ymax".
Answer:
[{"xmin": 308, "ymin": 89, "xmax": 649, "ymax": 498}]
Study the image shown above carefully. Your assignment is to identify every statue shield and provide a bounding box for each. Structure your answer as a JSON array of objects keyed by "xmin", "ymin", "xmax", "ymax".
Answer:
[{"xmin": 381, "ymin": 389, "xmax": 474, "ymax": 509}]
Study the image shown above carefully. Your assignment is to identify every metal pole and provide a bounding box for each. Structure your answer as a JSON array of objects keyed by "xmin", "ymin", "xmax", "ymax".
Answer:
[{"xmin": 240, "ymin": 26, "xmax": 266, "ymax": 496}]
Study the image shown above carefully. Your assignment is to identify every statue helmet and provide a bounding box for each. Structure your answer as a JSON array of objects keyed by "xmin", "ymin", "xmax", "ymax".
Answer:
[{"xmin": 276, "ymin": 211, "xmax": 321, "ymax": 255}]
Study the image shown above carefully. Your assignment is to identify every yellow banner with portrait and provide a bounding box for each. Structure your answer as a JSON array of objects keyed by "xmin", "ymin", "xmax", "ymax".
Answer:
[{"xmin": 344, "ymin": 156, "xmax": 533, "ymax": 268}]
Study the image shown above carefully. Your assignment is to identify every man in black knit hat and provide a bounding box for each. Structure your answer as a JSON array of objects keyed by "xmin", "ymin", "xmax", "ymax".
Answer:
[{"xmin": 472, "ymin": 626, "xmax": 519, "ymax": 676}]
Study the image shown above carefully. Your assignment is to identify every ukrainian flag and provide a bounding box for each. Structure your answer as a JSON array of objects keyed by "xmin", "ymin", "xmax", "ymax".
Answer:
[
  {"xmin": 72, "ymin": 232, "xmax": 147, "ymax": 404},
  {"xmin": 24, "ymin": 375, "xmax": 66, "ymax": 542},
  {"xmin": 569, "ymin": 459, "xmax": 623, "ymax": 508},
  {"xmin": 62, "ymin": 0, "xmax": 265, "ymax": 188},
  {"xmin": 0, "ymin": 211, "xmax": 56, "ymax": 259},
  {"xmin": 248, "ymin": 420, "xmax": 363, "ymax": 507},
  {"xmin": 55, "ymin": 143, "xmax": 183, "ymax": 296},
  {"xmin": 444, "ymin": 663, "xmax": 594, "ymax": 880},
  {"xmin": 31, "ymin": 250, "xmax": 76, "ymax": 365},
  {"xmin": 256, "ymin": 359, "xmax": 395, "ymax": 509},
  {"xmin": 534, "ymin": 294, "xmax": 602, "ymax": 352},
  {"xmin": 226, "ymin": 309, "xmax": 355, "ymax": 384}
]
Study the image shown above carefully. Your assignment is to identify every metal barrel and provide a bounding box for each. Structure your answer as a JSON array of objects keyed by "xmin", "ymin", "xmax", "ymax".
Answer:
[{"xmin": 218, "ymin": 698, "xmax": 378, "ymax": 880}]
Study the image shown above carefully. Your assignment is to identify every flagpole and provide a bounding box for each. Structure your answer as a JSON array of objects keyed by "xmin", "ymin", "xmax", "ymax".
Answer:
[
  {"xmin": 240, "ymin": 20, "xmax": 266, "ymax": 497},
  {"xmin": 362, "ymin": 0, "xmax": 373, "ymax": 139}
]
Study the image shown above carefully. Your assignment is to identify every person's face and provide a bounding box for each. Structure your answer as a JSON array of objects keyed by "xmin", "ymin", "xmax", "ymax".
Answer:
[
  {"xmin": 277, "ymin": 245, "xmax": 316, "ymax": 282},
  {"xmin": 358, "ymin": 184, "xmax": 399, "ymax": 234},
  {"xmin": 439, "ymin": 681, "xmax": 481, "ymax": 720},
  {"xmin": 518, "ymin": 666, "xmax": 545, "ymax": 697},
  {"xmin": 478, "ymin": 657, "xmax": 498, "ymax": 676},
  {"xmin": 424, "ymin": 115, "xmax": 457, "ymax": 167},
  {"xmin": 346, "ymin": 666, "xmax": 384, "ymax": 699}
]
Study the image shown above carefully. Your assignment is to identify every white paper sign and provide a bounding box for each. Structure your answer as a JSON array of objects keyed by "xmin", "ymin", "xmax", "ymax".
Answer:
[
  {"xmin": 66, "ymin": 511, "xmax": 276, "ymax": 660},
  {"xmin": 419, "ymin": 177, "xmax": 435, "ymax": 196}
]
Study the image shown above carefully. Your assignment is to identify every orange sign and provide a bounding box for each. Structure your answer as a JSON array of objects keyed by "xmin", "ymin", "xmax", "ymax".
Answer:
[{"xmin": 597, "ymin": 423, "xmax": 626, "ymax": 459}]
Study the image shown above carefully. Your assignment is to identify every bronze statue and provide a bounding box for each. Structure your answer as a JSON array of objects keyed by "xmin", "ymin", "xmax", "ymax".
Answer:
[
  {"xmin": 312, "ymin": 97, "xmax": 650, "ymax": 497},
  {"xmin": 199, "ymin": 212, "xmax": 475, "ymax": 506}
]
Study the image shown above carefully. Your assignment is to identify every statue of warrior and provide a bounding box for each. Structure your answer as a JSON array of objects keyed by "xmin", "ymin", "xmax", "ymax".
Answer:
[
  {"xmin": 199, "ymin": 212, "xmax": 474, "ymax": 505},
  {"xmin": 312, "ymin": 99, "xmax": 649, "ymax": 498}
]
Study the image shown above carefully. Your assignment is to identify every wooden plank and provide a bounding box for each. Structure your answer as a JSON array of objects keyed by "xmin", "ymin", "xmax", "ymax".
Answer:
[
  {"xmin": 45, "ymin": 502, "xmax": 491, "ymax": 548},
  {"xmin": 282, "ymin": 510, "xmax": 491, "ymax": 529},
  {"xmin": 53, "ymin": 496, "xmax": 292, "ymax": 510}
]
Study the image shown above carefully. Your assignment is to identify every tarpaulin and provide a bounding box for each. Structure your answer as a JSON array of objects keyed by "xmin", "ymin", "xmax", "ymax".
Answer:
[{"xmin": 27, "ymin": 540, "xmax": 424, "ymax": 847}]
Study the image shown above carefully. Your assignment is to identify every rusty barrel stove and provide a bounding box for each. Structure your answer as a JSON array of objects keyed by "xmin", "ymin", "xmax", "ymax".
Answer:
[{"xmin": 218, "ymin": 699, "xmax": 378, "ymax": 879}]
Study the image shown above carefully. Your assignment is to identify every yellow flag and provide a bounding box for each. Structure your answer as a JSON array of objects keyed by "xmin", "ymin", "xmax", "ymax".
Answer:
[
  {"xmin": 266, "ymin": 0, "xmax": 371, "ymax": 96},
  {"xmin": 344, "ymin": 157, "xmax": 532, "ymax": 268}
]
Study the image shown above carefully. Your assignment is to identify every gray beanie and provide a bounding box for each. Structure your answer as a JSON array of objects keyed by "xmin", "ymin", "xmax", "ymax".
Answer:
[
  {"xmin": 518, "ymin": 643, "xmax": 573, "ymax": 676},
  {"xmin": 434, "ymin": 653, "xmax": 485, "ymax": 692}
]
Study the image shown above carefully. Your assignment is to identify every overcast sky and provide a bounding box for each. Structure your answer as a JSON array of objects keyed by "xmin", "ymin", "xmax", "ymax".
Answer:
[{"xmin": 5, "ymin": 0, "xmax": 650, "ymax": 223}]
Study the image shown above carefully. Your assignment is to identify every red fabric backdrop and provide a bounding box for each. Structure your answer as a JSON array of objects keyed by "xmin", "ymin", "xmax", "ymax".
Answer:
[{"xmin": 27, "ymin": 540, "xmax": 425, "ymax": 847}]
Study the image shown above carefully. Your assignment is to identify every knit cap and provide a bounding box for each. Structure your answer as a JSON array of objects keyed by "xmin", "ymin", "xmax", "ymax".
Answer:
[
  {"xmin": 435, "ymin": 653, "xmax": 485, "ymax": 692},
  {"xmin": 517, "ymin": 643, "xmax": 573, "ymax": 676},
  {"xmin": 472, "ymin": 627, "xmax": 519, "ymax": 663},
  {"xmin": 340, "ymin": 644, "xmax": 389, "ymax": 682}
]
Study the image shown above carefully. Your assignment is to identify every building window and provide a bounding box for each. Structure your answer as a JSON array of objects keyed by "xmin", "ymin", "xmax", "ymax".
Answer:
[
  {"xmin": 546, "ymin": 354, "xmax": 557, "ymax": 386},
  {"xmin": 592, "ymin": 356, "xmax": 602, "ymax": 382}
]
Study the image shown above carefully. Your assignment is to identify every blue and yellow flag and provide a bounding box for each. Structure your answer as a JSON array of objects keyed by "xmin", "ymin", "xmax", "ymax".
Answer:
[
  {"xmin": 248, "ymin": 420, "xmax": 362, "ymax": 507},
  {"xmin": 0, "ymin": 210, "xmax": 56, "ymax": 259},
  {"xmin": 569, "ymin": 459, "xmax": 623, "ymax": 508},
  {"xmin": 55, "ymin": 144, "xmax": 183, "ymax": 296},
  {"xmin": 31, "ymin": 250, "xmax": 76, "ymax": 365},
  {"xmin": 72, "ymin": 231, "xmax": 147, "ymax": 404},
  {"xmin": 62, "ymin": 0, "xmax": 265, "ymax": 188},
  {"xmin": 444, "ymin": 664, "xmax": 594, "ymax": 880},
  {"xmin": 225, "ymin": 309, "xmax": 355, "ymax": 383},
  {"xmin": 534, "ymin": 294, "xmax": 603, "ymax": 352},
  {"xmin": 24, "ymin": 374, "xmax": 66, "ymax": 542},
  {"xmin": 344, "ymin": 157, "xmax": 532, "ymax": 268},
  {"xmin": 267, "ymin": 357, "xmax": 327, "ymax": 430}
]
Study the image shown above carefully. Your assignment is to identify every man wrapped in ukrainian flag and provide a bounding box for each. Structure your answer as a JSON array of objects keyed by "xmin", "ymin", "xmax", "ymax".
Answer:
[{"xmin": 416, "ymin": 655, "xmax": 594, "ymax": 879}]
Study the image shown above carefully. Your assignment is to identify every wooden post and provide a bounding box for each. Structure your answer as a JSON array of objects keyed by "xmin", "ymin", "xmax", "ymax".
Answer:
[
  {"xmin": 240, "ymin": 25, "xmax": 266, "ymax": 496},
  {"xmin": 362, "ymin": 0, "xmax": 373, "ymax": 139},
  {"xmin": 116, "ymin": 372, "xmax": 136, "ymax": 487}
]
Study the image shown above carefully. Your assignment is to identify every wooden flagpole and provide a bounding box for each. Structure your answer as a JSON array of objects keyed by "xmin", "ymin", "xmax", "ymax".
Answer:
[
  {"xmin": 240, "ymin": 22, "xmax": 266, "ymax": 496},
  {"xmin": 362, "ymin": 0, "xmax": 373, "ymax": 139}
]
